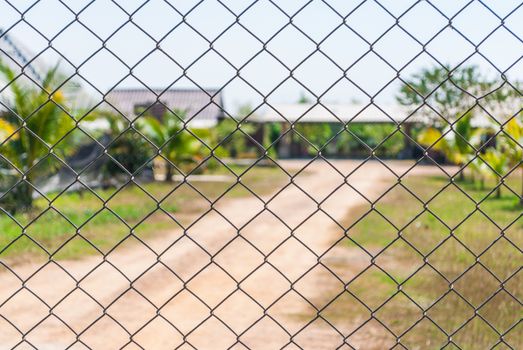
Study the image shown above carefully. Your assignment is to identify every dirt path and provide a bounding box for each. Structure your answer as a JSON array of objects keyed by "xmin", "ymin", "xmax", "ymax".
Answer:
[{"xmin": 0, "ymin": 160, "xmax": 449, "ymax": 349}]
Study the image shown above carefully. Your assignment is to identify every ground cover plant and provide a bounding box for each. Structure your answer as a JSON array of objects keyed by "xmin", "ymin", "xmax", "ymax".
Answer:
[
  {"xmin": 0, "ymin": 164, "xmax": 288, "ymax": 263},
  {"xmin": 320, "ymin": 173, "xmax": 522, "ymax": 349}
]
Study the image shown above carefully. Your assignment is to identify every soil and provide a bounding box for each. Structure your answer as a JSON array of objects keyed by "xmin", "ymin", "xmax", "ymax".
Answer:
[{"xmin": 0, "ymin": 159, "xmax": 450, "ymax": 350}]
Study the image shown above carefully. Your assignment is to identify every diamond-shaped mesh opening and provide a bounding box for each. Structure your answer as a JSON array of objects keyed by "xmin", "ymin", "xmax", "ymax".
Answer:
[
  {"xmin": 453, "ymin": 264, "xmax": 500, "ymax": 306},
  {"xmin": 53, "ymin": 288, "xmax": 104, "ymax": 334},
  {"xmin": 1, "ymin": 0, "xmax": 523, "ymax": 348},
  {"xmin": 161, "ymin": 289, "xmax": 210, "ymax": 335},
  {"xmin": 321, "ymin": 290, "xmax": 370, "ymax": 334},
  {"xmin": 240, "ymin": 263, "xmax": 290, "ymax": 309},
  {"xmin": 24, "ymin": 314, "xmax": 77, "ymax": 349},
  {"xmin": 374, "ymin": 291, "xmax": 423, "ymax": 336},
  {"xmin": 107, "ymin": 288, "xmax": 157, "ymax": 334},
  {"xmin": 348, "ymin": 210, "xmax": 398, "ymax": 251},
  {"xmin": 479, "ymin": 289, "xmax": 522, "ymax": 333},
  {"xmin": 239, "ymin": 315, "xmax": 289, "ymax": 349},
  {"xmin": 214, "ymin": 289, "xmax": 264, "ymax": 334},
  {"xmin": 428, "ymin": 290, "xmax": 475, "ymax": 333},
  {"xmin": 0, "ymin": 288, "xmax": 49, "ymax": 335},
  {"xmin": 267, "ymin": 289, "xmax": 318, "ymax": 336},
  {"xmin": 453, "ymin": 316, "xmax": 500, "ymax": 349},
  {"xmin": 402, "ymin": 264, "xmax": 449, "ymax": 309},
  {"xmin": 185, "ymin": 263, "xmax": 237, "ymax": 308},
  {"xmin": 401, "ymin": 317, "xmax": 448, "ymax": 350},
  {"xmin": 480, "ymin": 237, "xmax": 521, "ymax": 281},
  {"xmin": 75, "ymin": 207, "xmax": 131, "ymax": 254},
  {"xmin": 186, "ymin": 316, "xmax": 238, "ymax": 350},
  {"xmin": 24, "ymin": 261, "xmax": 76, "ymax": 306},
  {"xmin": 428, "ymin": 236, "xmax": 476, "ymax": 281},
  {"xmin": 78, "ymin": 261, "xmax": 129, "ymax": 307},
  {"xmin": 347, "ymin": 265, "xmax": 398, "ymax": 311},
  {"xmin": 375, "ymin": 238, "xmax": 425, "ymax": 283},
  {"xmin": 401, "ymin": 210, "xmax": 449, "ymax": 255},
  {"xmin": 0, "ymin": 233, "xmax": 49, "ymax": 266},
  {"xmin": 453, "ymin": 211, "xmax": 501, "ymax": 254},
  {"xmin": 346, "ymin": 318, "xmax": 397, "ymax": 349},
  {"xmin": 428, "ymin": 183, "xmax": 477, "ymax": 228},
  {"xmin": 80, "ymin": 315, "xmax": 130, "ymax": 349},
  {"xmin": 22, "ymin": 207, "xmax": 74, "ymax": 252}
]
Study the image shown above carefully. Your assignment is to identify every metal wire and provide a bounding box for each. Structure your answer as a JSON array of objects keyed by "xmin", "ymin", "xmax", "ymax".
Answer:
[{"xmin": 0, "ymin": 0, "xmax": 521, "ymax": 349}]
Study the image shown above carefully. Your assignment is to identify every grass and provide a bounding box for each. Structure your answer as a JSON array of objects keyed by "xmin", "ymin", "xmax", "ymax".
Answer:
[
  {"xmin": 0, "ymin": 164, "xmax": 289, "ymax": 262},
  {"xmin": 322, "ymin": 173, "xmax": 522, "ymax": 349}
]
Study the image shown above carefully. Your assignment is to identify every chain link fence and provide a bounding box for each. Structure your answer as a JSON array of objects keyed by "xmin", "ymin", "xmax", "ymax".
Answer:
[{"xmin": 0, "ymin": 0, "xmax": 522, "ymax": 349}]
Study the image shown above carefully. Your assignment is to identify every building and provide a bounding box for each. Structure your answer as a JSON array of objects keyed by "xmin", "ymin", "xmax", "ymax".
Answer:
[
  {"xmin": 249, "ymin": 103, "xmax": 420, "ymax": 158},
  {"xmin": 105, "ymin": 88, "xmax": 225, "ymax": 128}
]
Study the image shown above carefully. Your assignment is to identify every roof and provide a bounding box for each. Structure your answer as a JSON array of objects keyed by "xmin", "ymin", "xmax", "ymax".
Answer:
[
  {"xmin": 251, "ymin": 103, "xmax": 418, "ymax": 124},
  {"xmin": 105, "ymin": 88, "xmax": 224, "ymax": 126},
  {"xmin": 251, "ymin": 103, "xmax": 505, "ymax": 127}
]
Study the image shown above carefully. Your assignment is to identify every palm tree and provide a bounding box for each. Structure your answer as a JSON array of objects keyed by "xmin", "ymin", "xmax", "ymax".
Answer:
[
  {"xmin": 501, "ymin": 116, "xmax": 523, "ymax": 204},
  {"xmin": 417, "ymin": 112, "xmax": 478, "ymax": 180},
  {"xmin": 137, "ymin": 110, "xmax": 204, "ymax": 181},
  {"xmin": 482, "ymin": 149, "xmax": 509, "ymax": 199},
  {"xmin": 0, "ymin": 60, "xmax": 75, "ymax": 213},
  {"xmin": 96, "ymin": 112, "xmax": 153, "ymax": 186}
]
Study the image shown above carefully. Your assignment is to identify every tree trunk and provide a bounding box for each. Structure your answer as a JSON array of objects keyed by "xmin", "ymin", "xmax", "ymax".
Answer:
[
  {"xmin": 458, "ymin": 165, "xmax": 465, "ymax": 182},
  {"xmin": 520, "ymin": 166, "xmax": 523, "ymax": 206},
  {"xmin": 164, "ymin": 162, "xmax": 173, "ymax": 182},
  {"xmin": 496, "ymin": 185, "xmax": 501, "ymax": 199},
  {"xmin": 7, "ymin": 180, "xmax": 33, "ymax": 214}
]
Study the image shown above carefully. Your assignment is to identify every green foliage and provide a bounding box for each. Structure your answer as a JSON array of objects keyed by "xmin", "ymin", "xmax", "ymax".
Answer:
[
  {"xmin": 398, "ymin": 65, "xmax": 516, "ymax": 126},
  {"xmin": 137, "ymin": 110, "xmax": 206, "ymax": 179},
  {"xmin": 0, "ymin": 165, "xmax": 288, "ymax": 260},
  {"xmin": 401, "ymin": 65, "xmax": 523, "ymax": 203},
  {"xmin": 336, "ymin": 124, "xmax": 404, "ymax": 157},
  {"xmin": 482, "ymin": 149, "xmax": 509, "ymax": 188},
  {"xmin": 263, "ymin": 122, "xmax": 281, "ymax": 158},
  {"xmin": 215, "ymin": 118, "xmax": 256, "ymax": 158},
  {"xmin": 106, "ymin": 132, "xmax": 153, "ymax": 177},
  {"xmin": 0, "ymin": 60, "xmax": 77, "ymax": 212},
  {"xmin": 417, "ymin": 112, "xmax": 478, "ymax": 165},
  {"xmin": 294, "ymin": 123, "xmax": 332, "ymax": 156},
  {"xmin": 498, "ymin": 116, "xmax": 523, "ymax": 202},
  {"xmin": 397, "ymin": 65, "xmax": 484, "ymax": 123},
  {"xmin": 100, "ymin": 113, "xmax": 153, "ymax": 178},
  {"xmin": 502, "ymin": 116, "xmax": 523, "ymax": 166}
]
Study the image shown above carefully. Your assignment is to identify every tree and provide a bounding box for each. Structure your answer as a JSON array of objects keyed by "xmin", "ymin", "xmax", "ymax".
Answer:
[
  {"xmin": 137, "ymin": 110, "xmax": 204, "ymax": 181},
  {"xmin": 215, "ymin": 105, "xmax": 256, "ymax": 158},
  {"xmin": 397, "ymin": 65, "xmax": 485, "ymax": 125},
  {"xmin": 482, "ymin": 149, "xmax": 509, "ymax": 199},
  {"xmin": 294, "ymin": 123, "xmax": 333, "ymax": 156},
  {"xmin": 0, "ymin": 60, "xmax": 75, "ymax": 213},
  {"xmin": 99, "ymin": 112, "xmax": 153, "ymax": 185},
  {"xmin": 500, "ymin": 116, "xmax": 523, "ymax": 204}
]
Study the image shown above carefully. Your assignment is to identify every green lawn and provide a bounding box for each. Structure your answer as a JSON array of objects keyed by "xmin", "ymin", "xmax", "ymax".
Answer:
[
  {"xmin": 0, "ymin": 164, "xmax": 289, "ymax": 262},
  {"xmin": 325, "ymin": 174, "xmax": 522, "ymax": 349}
]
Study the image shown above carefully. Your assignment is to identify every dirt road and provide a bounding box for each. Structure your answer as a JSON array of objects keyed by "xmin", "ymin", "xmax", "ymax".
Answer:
[{"xmin": 0, "ymin": 160, "xmax": 449, "ymax": 349}]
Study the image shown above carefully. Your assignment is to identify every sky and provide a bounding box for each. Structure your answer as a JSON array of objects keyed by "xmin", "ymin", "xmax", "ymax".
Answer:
[{"xmin": 1, "ymin": 0, "xmax": 523, "ymax": 114}]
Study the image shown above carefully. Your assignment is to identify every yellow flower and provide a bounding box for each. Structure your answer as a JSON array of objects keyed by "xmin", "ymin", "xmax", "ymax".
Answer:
[
  {"xmin": 51, "ymin": 90, "xmax": 64, "ymax": 102},
  {"xmin": 0, "ymin": 118, "xmax": 17, "ymax": 143}
]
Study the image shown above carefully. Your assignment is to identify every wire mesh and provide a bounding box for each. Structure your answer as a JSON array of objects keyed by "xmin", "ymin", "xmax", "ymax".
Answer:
[{"xmin": 0, "ymin": 0, "xmax": 521, "ymax": 349}]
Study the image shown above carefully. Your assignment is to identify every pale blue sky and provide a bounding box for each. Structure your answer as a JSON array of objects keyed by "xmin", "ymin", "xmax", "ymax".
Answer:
[{"xmin": 1, "ymin": 0, "xmax": 523, "ymax": 112}]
